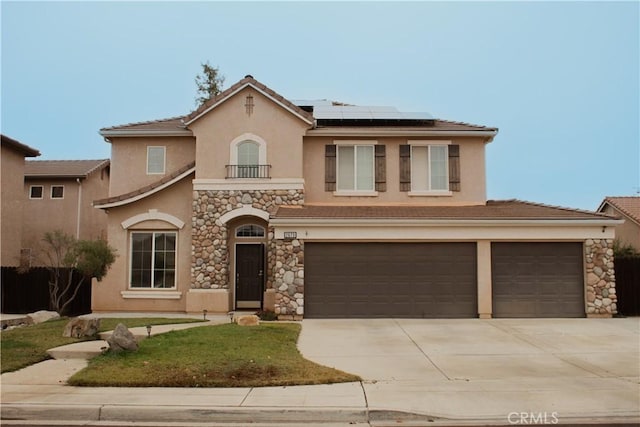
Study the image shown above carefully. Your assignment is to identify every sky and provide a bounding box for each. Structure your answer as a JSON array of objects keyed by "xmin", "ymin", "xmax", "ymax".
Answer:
[{"xmin": 1, "ymin": 1, "xmax": 638, "ymax": 211}]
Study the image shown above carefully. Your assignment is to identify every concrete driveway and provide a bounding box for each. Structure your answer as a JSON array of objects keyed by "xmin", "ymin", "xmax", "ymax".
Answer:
[{"xmin": 298, "ymin": 318, "xmax": 640, "ymax": 421}]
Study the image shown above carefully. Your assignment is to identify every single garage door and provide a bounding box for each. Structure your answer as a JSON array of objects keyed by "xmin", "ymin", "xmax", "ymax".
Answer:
[
  {"xmin": 305, "ymin": 242, "xmax": 477, "ymax": 318},
  {"xmin": 491, "ymin": 242, "xmax": 584, "ymax": 318}
]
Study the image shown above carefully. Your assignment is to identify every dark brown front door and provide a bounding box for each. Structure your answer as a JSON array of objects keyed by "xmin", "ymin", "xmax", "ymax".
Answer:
[{"xmin": 235, "ymin": 244, "xmax": 264, "ymax": 309}]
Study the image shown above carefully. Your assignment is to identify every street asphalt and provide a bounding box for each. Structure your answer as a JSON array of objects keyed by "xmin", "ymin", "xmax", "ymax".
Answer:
[{"xmin": 1, "ymin": 315, "xmax": 638, "ymax": 426}]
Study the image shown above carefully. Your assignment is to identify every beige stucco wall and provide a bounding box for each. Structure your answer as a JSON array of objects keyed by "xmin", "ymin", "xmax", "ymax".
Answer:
[
  {"xmin": 108, "ymin": 136, "xmax": 195, "ymax": 196},
  {"xmin": 22, "ymin": 171, "xmax": 109, "ymax": 266},
  {"xmin": 601, "ymin": 205, "xmax": 640, "ymax": 250},
  {"xmin": 190, "ymin": 87, "xmax": 310, "ymax": 180},
  {"xmin": 91, "ymin": 175, "xmax": 193, "ymax": 312},
  {"xmin": 303, "ymin": 136, "xmax": 488, "ymax": 205},
  {"xmin": 1, "ymin": 146, "xmax": 26, "ymax": 266}
]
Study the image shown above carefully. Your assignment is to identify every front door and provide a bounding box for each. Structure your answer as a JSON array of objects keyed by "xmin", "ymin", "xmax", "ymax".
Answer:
[{"xmin": 235, "ymin": 244, "xmax": 264, "ymax": 309}]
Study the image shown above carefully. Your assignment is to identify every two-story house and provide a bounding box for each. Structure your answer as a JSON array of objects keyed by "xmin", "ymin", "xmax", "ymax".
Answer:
[
  {"xmin": 93, "ymin": 76, "xmax": 620, "ymax": 319},
  {"xmin": 22, "ymin": 159, "xmax": 110, "ymax": 266},
  {"xmin": 1, "ymin": 134, "xmax": 40, "ymax": 267}
]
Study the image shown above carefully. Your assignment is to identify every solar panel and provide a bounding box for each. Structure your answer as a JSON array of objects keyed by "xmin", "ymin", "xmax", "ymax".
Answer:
[{"xmin": 312, "ymin": 105, "xmax": 433, "ymax": 120}]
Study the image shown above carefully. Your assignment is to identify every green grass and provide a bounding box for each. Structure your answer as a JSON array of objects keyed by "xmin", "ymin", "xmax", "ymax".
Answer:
[
  {"xmin": 69, "ymin": 323, "xmax": 360, "ymax": 387},
  {"xmin": 1, "ymin": 317, "xmax": 202, "ymax": 373}
]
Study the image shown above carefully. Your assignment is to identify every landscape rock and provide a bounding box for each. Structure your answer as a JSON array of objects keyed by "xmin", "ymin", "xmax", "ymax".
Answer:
[
  {"xmin": 63, "ymin": 318, "xmax": 101, "ymax": 338},
  {"xmin": 106, "ymin": 323, "xmax": 139, "ymax": 353},
  {"xmin": 236, "ymin": 315, "xmax": 260, "ymax": 326},
  {"xmin": 27, "ymin": 310, "xmax": 60, "ymax": 324}
]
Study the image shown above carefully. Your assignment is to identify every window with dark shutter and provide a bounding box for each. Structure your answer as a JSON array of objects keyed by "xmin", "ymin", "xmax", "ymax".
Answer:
[
  {"xmin": 325, "ymin": 145, "xmax": 336, "ymax": 191},
  {"xmin": 375, "ymin": 145, "xmax": 386, "ymax": 192},
  {"xmin": 399, "ymin": 144, "xmax": 411, "ymax": 191},
  {"xmin": 448, "ymin": 144, "xmax": 461, "ymax": 192}
]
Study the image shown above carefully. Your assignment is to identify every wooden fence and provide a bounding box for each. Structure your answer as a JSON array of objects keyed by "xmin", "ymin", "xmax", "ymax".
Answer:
[
  {"xmin": 615, "ymin": 257, "xmax": 640, "ymax": 316},
  {"xmin": 1, "ymin": 267, "xmax": 91, "ymax": 316}
]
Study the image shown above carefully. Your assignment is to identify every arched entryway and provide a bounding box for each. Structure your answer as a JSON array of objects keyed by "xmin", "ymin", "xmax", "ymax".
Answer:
[{"xmin": 228, "ymin": 216, "xmax": 268, "ymax": 309}]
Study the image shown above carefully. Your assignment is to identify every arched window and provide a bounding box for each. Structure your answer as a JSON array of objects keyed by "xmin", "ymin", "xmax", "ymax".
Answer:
[
  {"xmin": 236, "ymin": 224, "xmax": 265, "ymax": 238},
  {"xmin": 237, "ymin": 141, "xmax": 259, "ymax": 166}
]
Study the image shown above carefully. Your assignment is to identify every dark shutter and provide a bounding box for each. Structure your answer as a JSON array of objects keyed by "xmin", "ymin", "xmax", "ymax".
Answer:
[
  {"xmin": 399, "ymin": 144, "xmax": 411, "ymax": 192},
  {"xmin": 448, "ymin": 144, "xmax": 461, "ymax": 192},
  {"xmin": 325, "ymin": 145, "xmax": 336, "ymax": 192},
  {"xmin": 375, "ymin": 145, "xmax": 386, "ymax": 192}
]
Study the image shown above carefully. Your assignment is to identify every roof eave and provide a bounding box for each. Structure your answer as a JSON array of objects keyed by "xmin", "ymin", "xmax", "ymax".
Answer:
[
  {"xmin": 270, "ymin": 218, "xmax": 623, "ymax": 227},
  {"xmin": 99, "ymin": 130, "xmax": 193, "ymax": 138},
  {"xmin": 306, "ymin": 128, "xmax": 498, "ymax": 139}
]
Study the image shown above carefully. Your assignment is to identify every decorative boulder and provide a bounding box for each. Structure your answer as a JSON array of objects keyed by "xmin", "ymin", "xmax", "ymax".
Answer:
[
  {"xmin": 63, "ymin": 318, "xmax": 101, "ymax": 338},
  {"xmin": 27, "ymin": 310, "xmax": 60, "ymax": 324},
  {"xmin": 106, "ymin": 323, "xmax": 138, "ymax": 353},
  {"xmin": 236, "ymin": 314, "xmax": 260, "ymax": 326}
]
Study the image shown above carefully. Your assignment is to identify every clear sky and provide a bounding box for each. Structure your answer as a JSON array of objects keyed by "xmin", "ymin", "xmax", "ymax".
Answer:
[{"xmin": 2, "ymin": 1, "xmax": 638, "ymax": 210}]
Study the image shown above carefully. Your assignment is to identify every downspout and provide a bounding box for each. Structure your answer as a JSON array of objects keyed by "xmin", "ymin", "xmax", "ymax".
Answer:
[{"xmin": 76, "ymin": 178, "xmax": 82, "ymax": 239}]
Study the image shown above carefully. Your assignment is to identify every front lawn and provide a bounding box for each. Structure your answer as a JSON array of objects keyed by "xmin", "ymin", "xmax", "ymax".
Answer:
[
  {"xmin": 1, "ymin": 317, "xmax": 202, "ymax": 373},
  {"xmin": 69, "ymin": 323, "xmax": 360, "ymax": 387}
]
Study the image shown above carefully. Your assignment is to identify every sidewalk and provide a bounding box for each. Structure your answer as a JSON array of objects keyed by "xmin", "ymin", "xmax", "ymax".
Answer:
[{"xmin": 1, "ymin": 316, "xmax": 639, "ymax": 426}]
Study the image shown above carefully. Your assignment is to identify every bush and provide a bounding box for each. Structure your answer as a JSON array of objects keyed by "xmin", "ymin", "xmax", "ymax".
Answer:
[{"xmin": 256, "ymin": 310, "xmax": 278, "ymax": 321}]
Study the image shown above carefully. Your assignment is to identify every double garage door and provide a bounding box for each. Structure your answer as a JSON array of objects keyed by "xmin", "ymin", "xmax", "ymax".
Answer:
[{"xmin": 304, "ymin": 242, "xmax": 584, "ymax": 318}]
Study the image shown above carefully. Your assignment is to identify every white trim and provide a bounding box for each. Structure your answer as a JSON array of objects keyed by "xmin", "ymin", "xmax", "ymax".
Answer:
[
  {"xmin": 308, "ymin": 128, "xmax": 498, "ymax": 139},
  {"xmin": 184, "ymin": 82, "xmax": 314, "ymax": 125},
  {"xmin": 333, "ymin": 191, "xmax": 379, "ymax": 197},
  {"xmin": 128, "ymin": 230, "xmax": 178, "ymax": 290},
  {"xmin": 333, "ymin": 139, "xmax": 378, "ymax": 145},
  {"xmin": 272, "ymin": 221, "xmax": 620, "ymax": 241},
  {"xmin": 235, "ymin": 224, "xmax": 266, "ymax": 238},
  {"xmin": 192, "ymin": 178, "xmax": 304, "ymax": 191},
  {"xmin": 270, "ymin": 218, "xmax": 623, "ymax": 227},
  {"xmin": 50, "ymin": 185, "xmax": 65, "ymax": 199},
  {"xmin": 230, "ymin": 133, "xmax": 267, "ymax": 165},
  {"xmin": 121, "ymin": 291, "xmax": 182, "ymax": 299},
  {"xmin": 121, "ymin": 209, "xmax": 185, "ymax": 230},
  {"xmin": 409, "ymin": 191, "xmax": 453, "ymax": 197},
  {"xmin": 408, "ymin": 140, "xmax": 452, "ymax": 146},
  {"xmin": 220, "ymin": 205, "xmax": 270, "ymax": 224},
  {"xmin": 146, "ymin": 146, "xmax": 166, "ymax": 175},
  {"xmin": 94, "ymin": 167, "xmax": 195, "ymax": 208},
  {"xmin": 29, "ymin": 185, "xmax": 44, "ymax": 199}
]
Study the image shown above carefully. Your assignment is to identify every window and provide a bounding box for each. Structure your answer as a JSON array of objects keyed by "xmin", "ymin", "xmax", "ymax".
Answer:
[
  {"xmin": 237, "ymin": 141, "xmax": 260, "ymax": 178},
  {"xmin": 337, "ymin": 145, "xmax": 374, "ymax": 191},
  {"xmin": 29, "ymin": 185, "xmax": 43, "ymax": 199},
  {"xmin": 51, "ymin": 185, "xmax": 64, "ymax": 199},
  {"xmin": 411, "ymin": 145, "xmax": 449, "ymax": 192},
  {"xmin": 147, "ymin": 146, "xmax": 165, "ymax": 175},
  {"xmin": 236, "ymin": 224, "xmax": 265, "ymax": 238},
  {"xmin": 130, "ymin": 232, "xmax": 176, "ymax": 288}
]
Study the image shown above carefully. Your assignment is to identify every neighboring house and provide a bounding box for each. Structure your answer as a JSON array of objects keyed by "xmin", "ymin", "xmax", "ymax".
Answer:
[
  {"xmin": 597, "ymin": 197, "xmax": 640, "ymax": 251},
  {"xmin": 22, "ymin": 159, "xmax": 110, "ymax": 265},
  {"xmin": 92, "ymin": 75, "xmax": 621, "ymax": 319},
  {"xmin": 1, "ymin": 134, "xmax": 40, "ymax": 267}
]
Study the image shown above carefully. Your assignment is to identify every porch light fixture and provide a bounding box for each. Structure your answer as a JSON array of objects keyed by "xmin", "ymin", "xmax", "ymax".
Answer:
[
  {"xmin": 228, "ymin": 311, "xmax": 235, "ymax": 323},
  {"xmin": 146, "ymin": 324, "xmax": 152, "ymax": 338},
  {"xmin": 203, "ymin": 309, "xmax": 207, "ymax": 320}
]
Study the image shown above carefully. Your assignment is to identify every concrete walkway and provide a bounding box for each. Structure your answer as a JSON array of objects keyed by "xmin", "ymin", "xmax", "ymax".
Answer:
[{"xmin": 1, "ymin": 317, "xmax": 639, "ymax": 426}]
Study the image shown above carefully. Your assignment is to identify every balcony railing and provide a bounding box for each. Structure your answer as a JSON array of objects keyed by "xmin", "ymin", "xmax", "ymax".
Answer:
[{"xmin": 226, "ymin": 164, "xmax": 271, "ymax": 179}]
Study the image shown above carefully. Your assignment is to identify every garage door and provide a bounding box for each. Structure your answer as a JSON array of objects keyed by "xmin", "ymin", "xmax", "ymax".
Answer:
[
  {"xmin": 491, "ymin": 242, "xmax": 584, "ymax": 318},
  {"xmin": 304, "ymin": 242, "xmax": 477, "ymax": 318}
]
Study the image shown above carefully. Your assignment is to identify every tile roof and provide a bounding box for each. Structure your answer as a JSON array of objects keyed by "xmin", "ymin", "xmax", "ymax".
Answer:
[
  {"xmin": 600, "ymin": 196, "xmax": 640, "ymax": 224},
  {"xmin": 25, "ymin": 159, "xmax": 110, "ymax": 178},
  {"xmin": 273, "ymin": 200, "xmax": 615, "ymax": 221},
  {"xmin": 1, "ymin": 134, "xmax": 40, "ymax": 157},
  {"xmin": 93, "ymin": 161, "xmax": 195, "ymax": 207},
  {"xmin": 185, "ymin": 76, "xmax": 315, "ymax": 125},
  {"xmin": 100, "ymin": 116, "xmax": 187, "ymax": 132}
]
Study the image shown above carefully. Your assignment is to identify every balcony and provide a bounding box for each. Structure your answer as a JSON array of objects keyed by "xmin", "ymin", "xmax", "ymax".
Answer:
[{"xmin": 226, "ymin": 164, "xmax": 271, "ymax": 179}]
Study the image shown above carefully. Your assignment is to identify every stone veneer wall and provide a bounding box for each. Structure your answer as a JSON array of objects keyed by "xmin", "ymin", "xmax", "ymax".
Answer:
[
  {"xmin": 191, "ymin": 190, "xmax": 303, "ymax": 290},
  {"xmin": 273, "ymin": 239, "xmax": 304, "ymax": 320},
  {"xmin": 585, "ymin": 239, "xmax": 617, "ymax": 316}
]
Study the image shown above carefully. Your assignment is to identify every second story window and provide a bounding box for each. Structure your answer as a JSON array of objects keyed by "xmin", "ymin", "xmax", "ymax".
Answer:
[
  {"xmin": 237, "ymin": 141, "xmax": 260, "ymax": 178},
  {"xmin": 147, "ymin": 146, "xmax": 166, "ymax": 175},
  {"xmin": 411, "ymin": 145, "xmax": 448, "ymax": 191},
  {"xmin": 337, "ymin": 145, "xmax": 374, "ymax": 192},
  {"xmin": 29, "ymin": 185, "xmax": 43, "ymax": 199},
  {"xmin": 51, "ymin": 185, "xmax": 64, "ymax": 199},
  {"xmin": 227, "ymin": 135, "xmax": 270, "ymax": 179}
]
